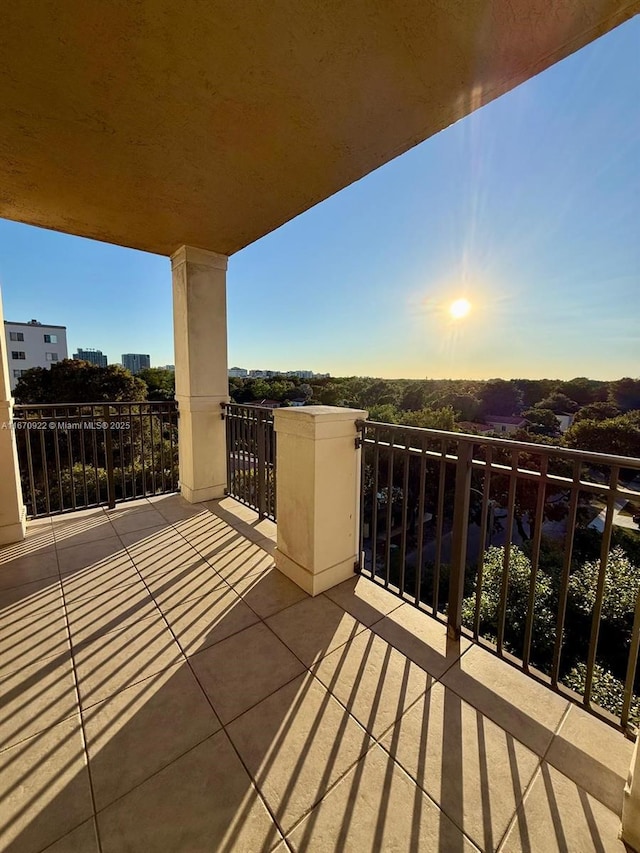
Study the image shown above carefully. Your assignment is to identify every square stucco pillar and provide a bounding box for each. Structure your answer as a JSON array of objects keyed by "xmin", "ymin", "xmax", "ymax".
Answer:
[
  {"xmin": 0, "ymin": 290, "xmax": 26, "ymax": 544},
  {"xmin": 171, "ymin": 246, "xmax": 229, "ymax": 503},
  {"xmin": 622, "ymin": 735, "xmax": 640, "ymax": 849},
  {"xmin": 274, "ymin": 406, "xmax": 367, "ymax": 596}
]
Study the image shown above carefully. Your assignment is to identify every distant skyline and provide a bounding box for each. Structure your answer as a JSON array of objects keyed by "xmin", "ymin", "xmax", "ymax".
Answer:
[{"xmin": 0, "ymin": 18, "xmax": 638, "ymax": 381}]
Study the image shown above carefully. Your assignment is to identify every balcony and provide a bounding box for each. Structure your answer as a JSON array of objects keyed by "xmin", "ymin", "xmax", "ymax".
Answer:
[{"xmin": 0, "ymin": 493, "xmax": 635, "ymax": 852}]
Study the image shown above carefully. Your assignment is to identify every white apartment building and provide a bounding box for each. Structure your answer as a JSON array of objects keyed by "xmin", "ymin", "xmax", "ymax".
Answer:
[{"xmin": 4, "ymin": 319, "xmax": 68, "ymax": 391}]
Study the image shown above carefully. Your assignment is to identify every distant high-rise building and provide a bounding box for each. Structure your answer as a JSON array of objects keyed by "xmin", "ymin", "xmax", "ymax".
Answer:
[
  {"xmin": 73, "ymin": 348, "xmax": 108, "ymax": 367},
  {"xmin": 163, "ymin": 364, "xmax": 175, "ymax": 372},
  {"xmin": 122, "ymin": 353, "xmax": 151, "ymax": 374},
  {"xmin": 4, "ymin": 319, "xmax": 68, "ymax": 391},
  {"xmin": 228, "ymin": 366, "xmax": 248, "ymax": 377}
]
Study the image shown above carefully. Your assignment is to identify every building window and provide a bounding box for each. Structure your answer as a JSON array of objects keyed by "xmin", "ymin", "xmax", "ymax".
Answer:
[
  {"xmin": 9, "ymin": 332, "xmax": 24, "ymax": 341},
  {"xmin": 45, "ymin": 352, "xmax": 59, "ymax": 362},
  {"xmin": 44, "ymin": 334, "xmax": 58, "ymax": 344},
  {"xmin": 13, "ymin": 369, "xmax": 24, "ymax": 379},
  {"xmin": 11, "ymin": 351, "xmax": 26, "ymax": 360}
]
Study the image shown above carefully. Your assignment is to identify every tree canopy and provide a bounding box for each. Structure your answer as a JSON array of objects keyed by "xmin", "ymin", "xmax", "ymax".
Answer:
[{"xmin": 14, "ymin": 359, "xmax": 147, "ymax": 404}]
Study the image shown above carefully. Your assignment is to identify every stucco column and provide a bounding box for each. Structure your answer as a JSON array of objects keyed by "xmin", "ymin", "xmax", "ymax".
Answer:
[
  {"xmin": 0, "ymin": 290, "xmax": 26, "ymax": 544},
  {"xmin": 171, "ymin": 246, "xmax": 229, "ymax": 503},
  {"xmin": 274, "ymin": 406, "xmax": 367, "ymax": 596},
  {"xmin": 621, "ymin": 735, "xmax": 640, "ymax": 849}
]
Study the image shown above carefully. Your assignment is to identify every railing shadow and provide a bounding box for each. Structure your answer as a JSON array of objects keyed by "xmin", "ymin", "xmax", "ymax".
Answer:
[{"xmin": 0, "ymin": 496, "xmax": 633, "ymax": 852}]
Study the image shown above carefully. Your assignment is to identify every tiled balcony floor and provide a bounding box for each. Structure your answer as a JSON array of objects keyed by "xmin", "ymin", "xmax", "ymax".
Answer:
[{"xmin": 0, "ymin": 494, "xmax": 635, "ymax": 853}]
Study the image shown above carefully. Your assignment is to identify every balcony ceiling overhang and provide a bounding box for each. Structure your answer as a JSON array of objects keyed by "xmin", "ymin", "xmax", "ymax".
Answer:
[{"xmin": 0, "ymin": 1, "xmax": 637, "ymax": 258}]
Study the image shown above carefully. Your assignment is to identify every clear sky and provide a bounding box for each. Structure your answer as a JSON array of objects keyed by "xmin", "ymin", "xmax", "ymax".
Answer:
[{"xmin": 0, "ymin": 17, "xmax": 638, "ymax": 381}]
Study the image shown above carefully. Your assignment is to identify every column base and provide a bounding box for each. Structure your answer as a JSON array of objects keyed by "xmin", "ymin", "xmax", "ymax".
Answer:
[
  {"xmin": 180, "ymin": 483, "xmax": 226, "ymax": 504},
  {"xmin": 0, "ymin": 508, "xmax": 27, "ymax": 545},
  {"xmin": 275, "ymin": 548, "xmax": 357, "ymax": 596}
]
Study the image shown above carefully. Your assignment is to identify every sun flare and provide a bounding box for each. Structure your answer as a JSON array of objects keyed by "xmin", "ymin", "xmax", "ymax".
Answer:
[{"xmin": 449, "ymin": 298, "xmax": 471, "ymax": 320}]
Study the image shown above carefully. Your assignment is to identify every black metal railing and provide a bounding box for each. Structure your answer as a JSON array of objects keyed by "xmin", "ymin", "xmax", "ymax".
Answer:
[
  {"xmin": 223, "ymin": 403, "xmax": 276, "ymax": 520},
  {"xmin": 13, "ymin": 401, "xmax": 179, "ymax": 517},
  {"xmin": 358, "ymin": 419, "xmax": 640, "ymax": 732}
]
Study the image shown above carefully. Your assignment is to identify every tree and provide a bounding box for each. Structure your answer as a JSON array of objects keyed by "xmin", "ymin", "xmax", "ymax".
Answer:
[
  {"xmin": 573, "ymin": 401, "xmax": 621, "ymax": 423},
  {"xmin": 400, "ymin": 406, "xmax": 457, "ymax": 431},
  {"xmin": 610, "ymin": 378, "xmax": 640, "ymax": 413},
  {"xmin": 557, "ymin": 377, "xmax": 608, "ymax": 406},
  {"xmin": 138, "ymin": 367, "xmax": 175, "ymax": 401},
  {"xmin": 564, "ymin": 415, "xmax": 640, "ymax": 458},
  {"xmin": 479, "ymin": 379, "xmax": 523, "ymax": 417},
  {"xmin": 535, "ymin": 392, "xmax": 579, "ymax": 414},
  {"xmin": 14, "ymin": 359, "xmax": 146, "ymax": 404},
  {"xmin": 462, "ymin": 545, "xmax": 556, "ymax": 663},
  {"xmin": 522, "ymin": 408, "xmax": 560, "ymax": 437},
  {"xmin": 569, "ymin": 546, "xmax": 640, "ymax": 631}
]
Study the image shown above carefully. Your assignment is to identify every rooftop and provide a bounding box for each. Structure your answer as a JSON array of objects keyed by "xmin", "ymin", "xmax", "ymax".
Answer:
[{"xmin": 0, "ymin": 494, "xmax": 633, "ymax": 851}]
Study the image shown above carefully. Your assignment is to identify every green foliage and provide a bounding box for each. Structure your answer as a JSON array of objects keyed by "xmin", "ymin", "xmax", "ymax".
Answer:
[
  {"xmin": 137, "ymin": 367, "xmax": 175, "ymax": 401},
  {"xmin": 535, "ymin": 392, "xmax": 579, "ymax": 414},
  {"xmin": 564, "ymin": 414, "xmax": 640, "ymax": 457},
  {"xmin": 14, "ymin": 359, "xmax": 147, "ymax": 404},
  {"xmin": 569, "ymin": 546, "xmax": 640, "ymax": 630},
  {"xmin": 562, "ymin": 663, "xmax": 640, "ymax": 726},
  {"xmin": 573, "ymin": 401, "xmax": 622, "ymax": 423},
  {"xmin": 479, "ymin": 379, "xmax": 524, "ymax": 417},
  {"xmin": 522, "ymin": 408, "xmax": 560, "ymax": 437},
  {"xmin": 399, "ymin": 406, "xmax": 457, "ymax": 431},
  {"xmin": 610, "ymin": 378, "xmax": 640, "ymax": 413},
  {"xmin": 462, "ymin": 545, "xmax": 556, "ymax": 661}
]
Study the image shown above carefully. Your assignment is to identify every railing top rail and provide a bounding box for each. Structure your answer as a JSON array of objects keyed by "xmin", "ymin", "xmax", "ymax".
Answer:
[
  {"xmin": 361, "ymin": 418, "xmax": 640, "ymax": 471},
  {"xmin": 14, "ymin": 400, "xmax": 177, "ymax": 409}
]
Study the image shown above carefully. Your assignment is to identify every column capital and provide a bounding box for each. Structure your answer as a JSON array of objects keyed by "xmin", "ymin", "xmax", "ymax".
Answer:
[
  {"xmin": 274, "ymin": 406, "xmax": 367, "ymax": 441},
  {"xmin": 170, "ymin": 245, "xmax": 228, "ymax": 271}
]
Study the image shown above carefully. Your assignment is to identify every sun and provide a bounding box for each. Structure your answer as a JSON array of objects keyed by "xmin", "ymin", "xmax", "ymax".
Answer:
[{"xmin": 449, "ymin": 298, "xmax": 471, "ymax": 320}]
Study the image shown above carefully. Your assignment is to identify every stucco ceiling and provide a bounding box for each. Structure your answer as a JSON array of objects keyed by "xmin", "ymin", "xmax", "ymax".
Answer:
[{"xmin": 0, "ymin": 1, "xmax": 637, "ymax": 257}]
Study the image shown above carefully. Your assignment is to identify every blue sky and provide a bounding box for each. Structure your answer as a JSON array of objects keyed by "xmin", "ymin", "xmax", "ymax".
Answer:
[{"xmin": 0, "ymin": 17, "xmax": 638, "ymax": 381}]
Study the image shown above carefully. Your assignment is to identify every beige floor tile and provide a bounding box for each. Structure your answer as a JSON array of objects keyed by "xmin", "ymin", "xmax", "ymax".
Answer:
[
  {"xmin": 256, "ymin": 536, "xmax": 277, "ymax": 556},
  {"xmin": 74, "ymin": 616, "xmax": 183, "ymax": 707},
  {"xmin": 0, "ymin": 575, "xmax": 63, "ymax": 618},
  {"xmin": 372, "ymin": 602, "xmax": 471, "ymax": 678},
  {"xmin": 233, "ymin": 568, "xmax": 308, "ymax": 619},
  {"xmin": 314, "ymin": 629, "xmax": 432, "ymax": 737},
  {"xmin": 546, "ymin": 704, "xmax": 634, "ymax": 815},
  {"xmin": 98, "ymin": 730, "xmax": 283, "ymax": 853},
  {"xmin": 209, "ymin": 541, "xmax": 275, "ymax": 583},
  {"xmin": 0, "ymin": 717, "xmax": 94, "ymax": 853},
  {"xmin": 440, "ymin": 645, "xmax": 569, "ymax": 757},
  {"xmin": 324, "ymin": 575, "xmax": 403, "ymax": 627},
  {"xmin": 124, "ymin": 529, "xmax": 197, "ymax": 574},
  {"xmin": 266, "ymin": 595, "xmax": 365, "ymax": 666},
  {"xmin": 66, "ymin": 581, "xmax": 158, "ymax": 642},
  {"xmin": 172, "ymin": 513, "xmax": 245, "ymax": 559},
  {"xmin": 0, "ymin": 601, "xmax": 69, "ymax": 676},
  {"xmin": 54, "ymin": 516, "xmax": 117, "ymax": 550},
  {"xmin": 0, "ymin": 531, "xmax": 55, "ymax": 561},
  {"xmin": 110, "ymin": 507, "xmax": 168, "ymax": 536},
  {"xmin": 381, "ymin": 680, "xmax": 540, "ymax": 851},
  {"xmin": 287, "ymin": 743, "xmax": 479, "ymax": 852},
  {"xmin": 227, "ymin": 673, "xmax": 373, "ymax": 833},
  {"xmin": 163, "ymin": 585, "xmax": 260, "ymax": 655},
  {"xmin": 51, "ymin": 507, "xmax": 107, "ymax": 526},
  {"xmin": 41, "ymin": 819, "xmax": 100, "ymax": 853},
  {"xmin": 499, "ymin": 762, "xmax": 626, "ymax": 852},
  {"xmin": 84, "ymin": 662, "xmax": 221, "ymax": 810},
  {"xmin": 144, "ymin": 558, "xmax": 225, "ymax": 610},
  {"xmin": 60, "ymin": 553, "xmax": 139, "ymax": 601},
  {"xmin": 0, "ymin": 652, "xmax": 77, "ymax": 750},
  {"xmin": 191, "ymin": 622, "xmax": 305, "ymax": 723},
  {"xmin": 148, "ymin": 494, "xmax": 205, "ymax": 522},
  {"xmin": 0, "ymin": 548, "xmax": 59, "ymax": 590},
  {"xmin": 56, "ymin": 535, "xmax": 127, "ymax": 575}
]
